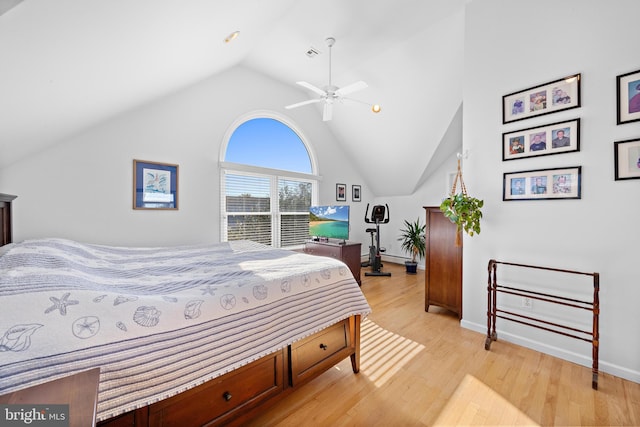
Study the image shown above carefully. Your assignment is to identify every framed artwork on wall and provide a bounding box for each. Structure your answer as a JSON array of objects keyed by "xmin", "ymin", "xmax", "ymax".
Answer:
[
  {"xmin": 616, "ymin": 68, "xmax": 640, "ymax": 124},
  {"xmin": 503, "ymin": 166, "xmax": 581, "ymax": 201},
  {"xmin": 133, "ymin": 159, "xmax": 179, "ymax": 210},
  {"xmin": 502, "ymin": 118, "xmax": 580, "ymax": 161},
  {"xmin": 502, "ymin": 73, "xmax": 581, "ymax": 124},
  {"xmin": 336, "ymin": 183, "xmax": 347, "ymax": 201},
  {"xmin": 352, "ymin": 185, "xmax": 361, "ymax": 202},
  {"xmin": 614, "ymin": 138, "xmax": 640, "ymax": 180}
]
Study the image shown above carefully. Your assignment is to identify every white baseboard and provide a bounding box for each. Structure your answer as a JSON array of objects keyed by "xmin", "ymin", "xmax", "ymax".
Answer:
[
  {"xmin": 461, "ymin": 319, "xmax": 640, "ymax": 385},
  {"xmin": 381, "ymin": 253, "xmax": 411, "ymax": 265},
  {"xmin": 360, "ymin": 253, "xmax": 424, "ymax": 270}
]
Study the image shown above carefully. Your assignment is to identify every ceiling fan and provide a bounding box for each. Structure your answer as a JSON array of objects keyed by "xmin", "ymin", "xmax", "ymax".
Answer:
[{"xmin": 285, "ymin": 37, "xmax": 376, "ymax": 121}]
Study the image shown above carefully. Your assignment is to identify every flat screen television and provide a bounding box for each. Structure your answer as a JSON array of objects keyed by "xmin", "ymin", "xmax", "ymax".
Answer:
[{"xmin": 309, "ymin": 205, "xmax": 349, "ymax": 242}]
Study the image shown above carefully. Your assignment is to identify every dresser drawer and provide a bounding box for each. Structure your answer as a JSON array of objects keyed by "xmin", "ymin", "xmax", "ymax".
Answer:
[
  {"xmin": 148, "ymin": 350, "xmax": 284, "ymax": 427},
  {"xmin": 304, "ymin": 243, "xmax": 341, "ymax": 258},
  {"xmin": 290, "ymin": 319, "xmax": 351, "ymax": 386}
]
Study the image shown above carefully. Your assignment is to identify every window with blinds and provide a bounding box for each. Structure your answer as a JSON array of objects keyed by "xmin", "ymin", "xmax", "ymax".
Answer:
[
  {"xmin": 222, "ymin": 171, "xmax": 313, "ymax": 247},
  {"xmin": 279, "ymin": 178, "xmax": 311, "ymax": 247},
  {"xmin": 224, "ymin": 173, "xmax": 272, "ymax": 245},
  {"xmin": 221, "ymin": 115, "xmax": 317, "ymax": 248}
]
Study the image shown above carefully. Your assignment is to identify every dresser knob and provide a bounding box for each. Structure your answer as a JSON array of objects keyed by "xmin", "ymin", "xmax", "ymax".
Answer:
[
  {"xmin": 319, "ymin": 343, "xmax": 327, "ymax": 350},
  {"xmin": 223, "ymin": 391, "xmax": 232, "ymax": 401}
]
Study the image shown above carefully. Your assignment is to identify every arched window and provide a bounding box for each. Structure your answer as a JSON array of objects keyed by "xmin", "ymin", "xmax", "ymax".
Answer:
[{"xmin": 220, "ymin": 113, "xmax": 319, "ymax": 248}]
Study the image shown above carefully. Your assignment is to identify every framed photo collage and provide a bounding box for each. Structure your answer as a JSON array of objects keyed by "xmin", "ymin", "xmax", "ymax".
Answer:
[{"xmin": 501, "ymin": 73, "xmax": 582, "ymax": 201}]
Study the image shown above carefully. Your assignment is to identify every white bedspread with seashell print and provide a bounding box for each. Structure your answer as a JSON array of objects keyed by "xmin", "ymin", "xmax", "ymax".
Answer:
[{"xmin": 0, "ymin": 238, "xmax": 371, "ymax": 420}]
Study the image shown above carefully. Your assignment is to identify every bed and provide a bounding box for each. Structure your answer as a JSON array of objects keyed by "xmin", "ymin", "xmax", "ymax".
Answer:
[{"xmin": 0, "ymin": 235, "xmax": 370, "ymax": 426}]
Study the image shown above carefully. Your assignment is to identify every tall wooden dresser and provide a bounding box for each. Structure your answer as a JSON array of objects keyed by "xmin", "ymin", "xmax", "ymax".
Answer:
[
  {"xmin": 0, "ymin": 193, "xmax": 17, "ymax": 245},
  {"xmin": 424, "ymin": 206, "xmax": 462, "ymax": 319}
]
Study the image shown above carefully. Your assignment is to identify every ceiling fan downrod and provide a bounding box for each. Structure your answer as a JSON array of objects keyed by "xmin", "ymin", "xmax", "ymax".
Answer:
[{"xmin": 326, "ymin": 37, "xmax": 335, "ymax": 91}]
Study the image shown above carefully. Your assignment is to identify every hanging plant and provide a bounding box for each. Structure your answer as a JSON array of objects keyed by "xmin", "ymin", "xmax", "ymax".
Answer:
[{"xmin": 439, "ymin": 157, "xmax": 484, "ymax": 246}]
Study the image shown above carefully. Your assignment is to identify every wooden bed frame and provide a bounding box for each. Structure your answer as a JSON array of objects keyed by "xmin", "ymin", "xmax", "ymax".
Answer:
[
  {"xmin": 99, "ymin": 315, "xmax": 361, "ymax": 427},
  {"xmin": 0, "ymin": 193, "xmax": 16, "ymax": 246},
  {"xmin": 0, "ymin": 194, "xmax": 363, "ymax": 426}
]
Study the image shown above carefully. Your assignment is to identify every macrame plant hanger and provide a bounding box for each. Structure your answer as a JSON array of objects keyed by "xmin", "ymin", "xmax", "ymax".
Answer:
[{"xmin": 448, "ymin": 157, "xmax": 467, "ymax": 246}]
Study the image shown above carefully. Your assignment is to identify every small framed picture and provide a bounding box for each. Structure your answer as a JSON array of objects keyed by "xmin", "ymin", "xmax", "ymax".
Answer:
[
  {"xmin": 502, "ymin": 73, "xmax": 581, "ymax": 124},
  {"xmin": 616, "ymin": 68, "xmax": 640, "ymax": 125},
  {"xmin": 352, "ymin": 185, "xmax": 361, "ymax": 202},
  {"xmin": 336, "ymin": 183, "xmax": 347, "ymax": 201},
  {"xmin": 614, "ymin": 138, "xmax": 640, "ymax": 180},
  {"xmin": 133, "ymin": 159, "xmax": 178, "ymax": 209},
  {"xmin": 503, "ymin": 166, "xmax": 581, "ymax": 201},
  {"xmin": 503, "ymin": 118, "xmax": 580, "ymax": 161}
]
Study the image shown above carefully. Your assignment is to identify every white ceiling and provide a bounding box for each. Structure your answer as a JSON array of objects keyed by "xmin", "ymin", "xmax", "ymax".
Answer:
[{"xmin": 0, "ymin": 0, "xmax": 469, "ymax": 196}]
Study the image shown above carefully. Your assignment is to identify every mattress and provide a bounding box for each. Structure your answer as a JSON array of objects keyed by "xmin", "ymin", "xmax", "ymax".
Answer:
[{"xmin": 0, "ymin": 238, "xmax": 371, "ymax": 420}]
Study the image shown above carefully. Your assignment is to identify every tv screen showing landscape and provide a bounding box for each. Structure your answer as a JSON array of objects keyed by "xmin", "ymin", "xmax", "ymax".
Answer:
[{"xmin": 309, "ymin": 205, "xmax": 349, "ymax": 241}]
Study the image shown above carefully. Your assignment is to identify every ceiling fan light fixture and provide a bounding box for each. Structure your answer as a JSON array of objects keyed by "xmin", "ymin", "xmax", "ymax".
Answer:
[
  {"xmin": 223, "ymin": 31, "xmax": 240, "ymax": 44},
  {"xmin": 372, "ymin": 104, "xmax": 381, "ymax": 113}
]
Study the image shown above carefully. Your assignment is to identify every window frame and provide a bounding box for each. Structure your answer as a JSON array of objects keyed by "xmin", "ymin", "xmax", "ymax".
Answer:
[{"xmin": 220, "ymin": 111, "xmax": 321, "ymax": 248}]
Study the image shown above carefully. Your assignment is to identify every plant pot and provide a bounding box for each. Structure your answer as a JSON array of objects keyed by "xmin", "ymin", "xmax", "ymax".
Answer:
[{"xmin": 405, "ymin": 261, "xmax": 418, "ymax": 274}]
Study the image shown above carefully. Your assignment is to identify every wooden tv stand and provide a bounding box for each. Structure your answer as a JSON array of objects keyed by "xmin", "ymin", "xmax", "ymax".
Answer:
[{"xmin": 304, "ymin": 241, "xmax": 362, "ymax": 285}]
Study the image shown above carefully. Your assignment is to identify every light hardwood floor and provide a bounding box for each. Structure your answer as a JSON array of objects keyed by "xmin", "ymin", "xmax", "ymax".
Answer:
[{"xmin": 247, "ymin": 263, "xmax": 640, "ymax": 426}]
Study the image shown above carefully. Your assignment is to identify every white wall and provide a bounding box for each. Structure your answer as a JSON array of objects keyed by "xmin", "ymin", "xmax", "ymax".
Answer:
[
  {"xmin": 369, "ymin": 0, "xmax": 640, "ymax": 385},
  {"xmin": 462, "ymin": 0, "xmax": 640, "ymax": 383},
  {"xmin": 373, "ymin": 151, "xmax": 459, "ymax": 267},
  {"xmin": 0, "ymin": 66, "xmax": 371, "ymax": 247}
]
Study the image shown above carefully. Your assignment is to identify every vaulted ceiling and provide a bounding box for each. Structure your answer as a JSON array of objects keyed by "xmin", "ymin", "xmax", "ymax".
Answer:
[{"xmin": 0, "ymin": 0, "xmax": 468, "ymax": 196}]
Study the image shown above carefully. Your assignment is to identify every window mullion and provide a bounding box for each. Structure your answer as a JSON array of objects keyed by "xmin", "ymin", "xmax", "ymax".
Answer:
[{"xmin": 271, "ymin": 175, "xmax": 280, "ymax": 248}]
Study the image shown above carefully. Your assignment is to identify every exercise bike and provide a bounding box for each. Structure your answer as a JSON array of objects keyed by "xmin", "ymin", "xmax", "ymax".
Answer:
[
  {"xmin": 361, "ymin": 227, "xmax": 377, "ymax": 268},
  {"xmin": 363, "ymin": 203, "xmax": 391, "ymax": 277}
]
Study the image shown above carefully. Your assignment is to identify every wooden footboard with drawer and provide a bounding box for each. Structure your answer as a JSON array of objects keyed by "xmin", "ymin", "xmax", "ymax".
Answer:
[{"xmin": 98, "ymin": 315, "xmax": 361, "ymax": 427}]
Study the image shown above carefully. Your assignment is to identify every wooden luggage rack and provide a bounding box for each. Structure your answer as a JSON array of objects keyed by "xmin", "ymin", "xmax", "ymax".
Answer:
[{"xmin": 485, "ymin": 259, "xmax": 600, "ymax": 390}]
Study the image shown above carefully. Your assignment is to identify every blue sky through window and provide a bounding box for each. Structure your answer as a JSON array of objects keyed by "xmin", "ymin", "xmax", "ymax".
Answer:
[{"xmin": 225, "ymin": 118, "xmax": 312, "ymax": 173}]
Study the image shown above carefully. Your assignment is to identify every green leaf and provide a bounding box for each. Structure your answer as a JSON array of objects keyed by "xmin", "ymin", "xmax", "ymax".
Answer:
[
  {"xmin": 439, "ymin": 193, "xmax": 483, "ymax": 239},
  {"xmin": 397, "ymin": 217, "xmax": 426, "ymax": 263}
]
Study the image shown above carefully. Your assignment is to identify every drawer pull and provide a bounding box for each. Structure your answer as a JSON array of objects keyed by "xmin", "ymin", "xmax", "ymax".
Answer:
[
  {"xmin": 319, "ymin": 343, "xmax": 327, "ymax": 350},
  {"xmin": 223, "ymin": 391, "xmax": 232, "ymax": 402}
]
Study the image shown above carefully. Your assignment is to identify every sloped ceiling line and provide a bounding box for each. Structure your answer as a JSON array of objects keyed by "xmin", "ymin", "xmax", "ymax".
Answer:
[{"xmin": 0, "ymin": 0, "xmax": 468, "ymax": 198}]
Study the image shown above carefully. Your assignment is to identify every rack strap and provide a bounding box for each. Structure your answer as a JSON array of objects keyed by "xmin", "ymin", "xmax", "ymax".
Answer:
[{"xmin": 449, "ymin": 158, "xmax": 467, "ymax": 196}]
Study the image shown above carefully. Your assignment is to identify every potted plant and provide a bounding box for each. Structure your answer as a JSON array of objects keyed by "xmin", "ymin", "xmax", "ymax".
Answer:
[
  {"xmin": 439, "ymin": 192, "xmax": 484, "ymax": 246},
  {"xmin": 397, "ymin": 218, "xmax": 426, "ymax": 274}
]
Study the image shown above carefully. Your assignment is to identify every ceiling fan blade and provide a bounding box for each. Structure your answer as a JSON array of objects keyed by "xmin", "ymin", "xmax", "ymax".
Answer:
[
  {"xmin": 335, "ymin": 81, "xmax": 368, "ymax": 97},
  {"xmin": 285, "ymin": 98, "xmax": 322, "ymax": 109},
  {"xmin": 296, "ymin": 81, "xmax": 326, "ymax": 96},
  {"xmin": 323, "ymin": 102, "xmax": 333, "ymax": 121}
]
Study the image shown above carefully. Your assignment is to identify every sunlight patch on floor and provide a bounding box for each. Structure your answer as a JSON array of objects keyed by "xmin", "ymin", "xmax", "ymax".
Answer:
[
  {"xmin": 434, "ymin": 374, "xmax": 539, "ymax": 426},
  {"xmin": 359, "ymin": 318, "xmax": 425, "ymax": 387}
]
